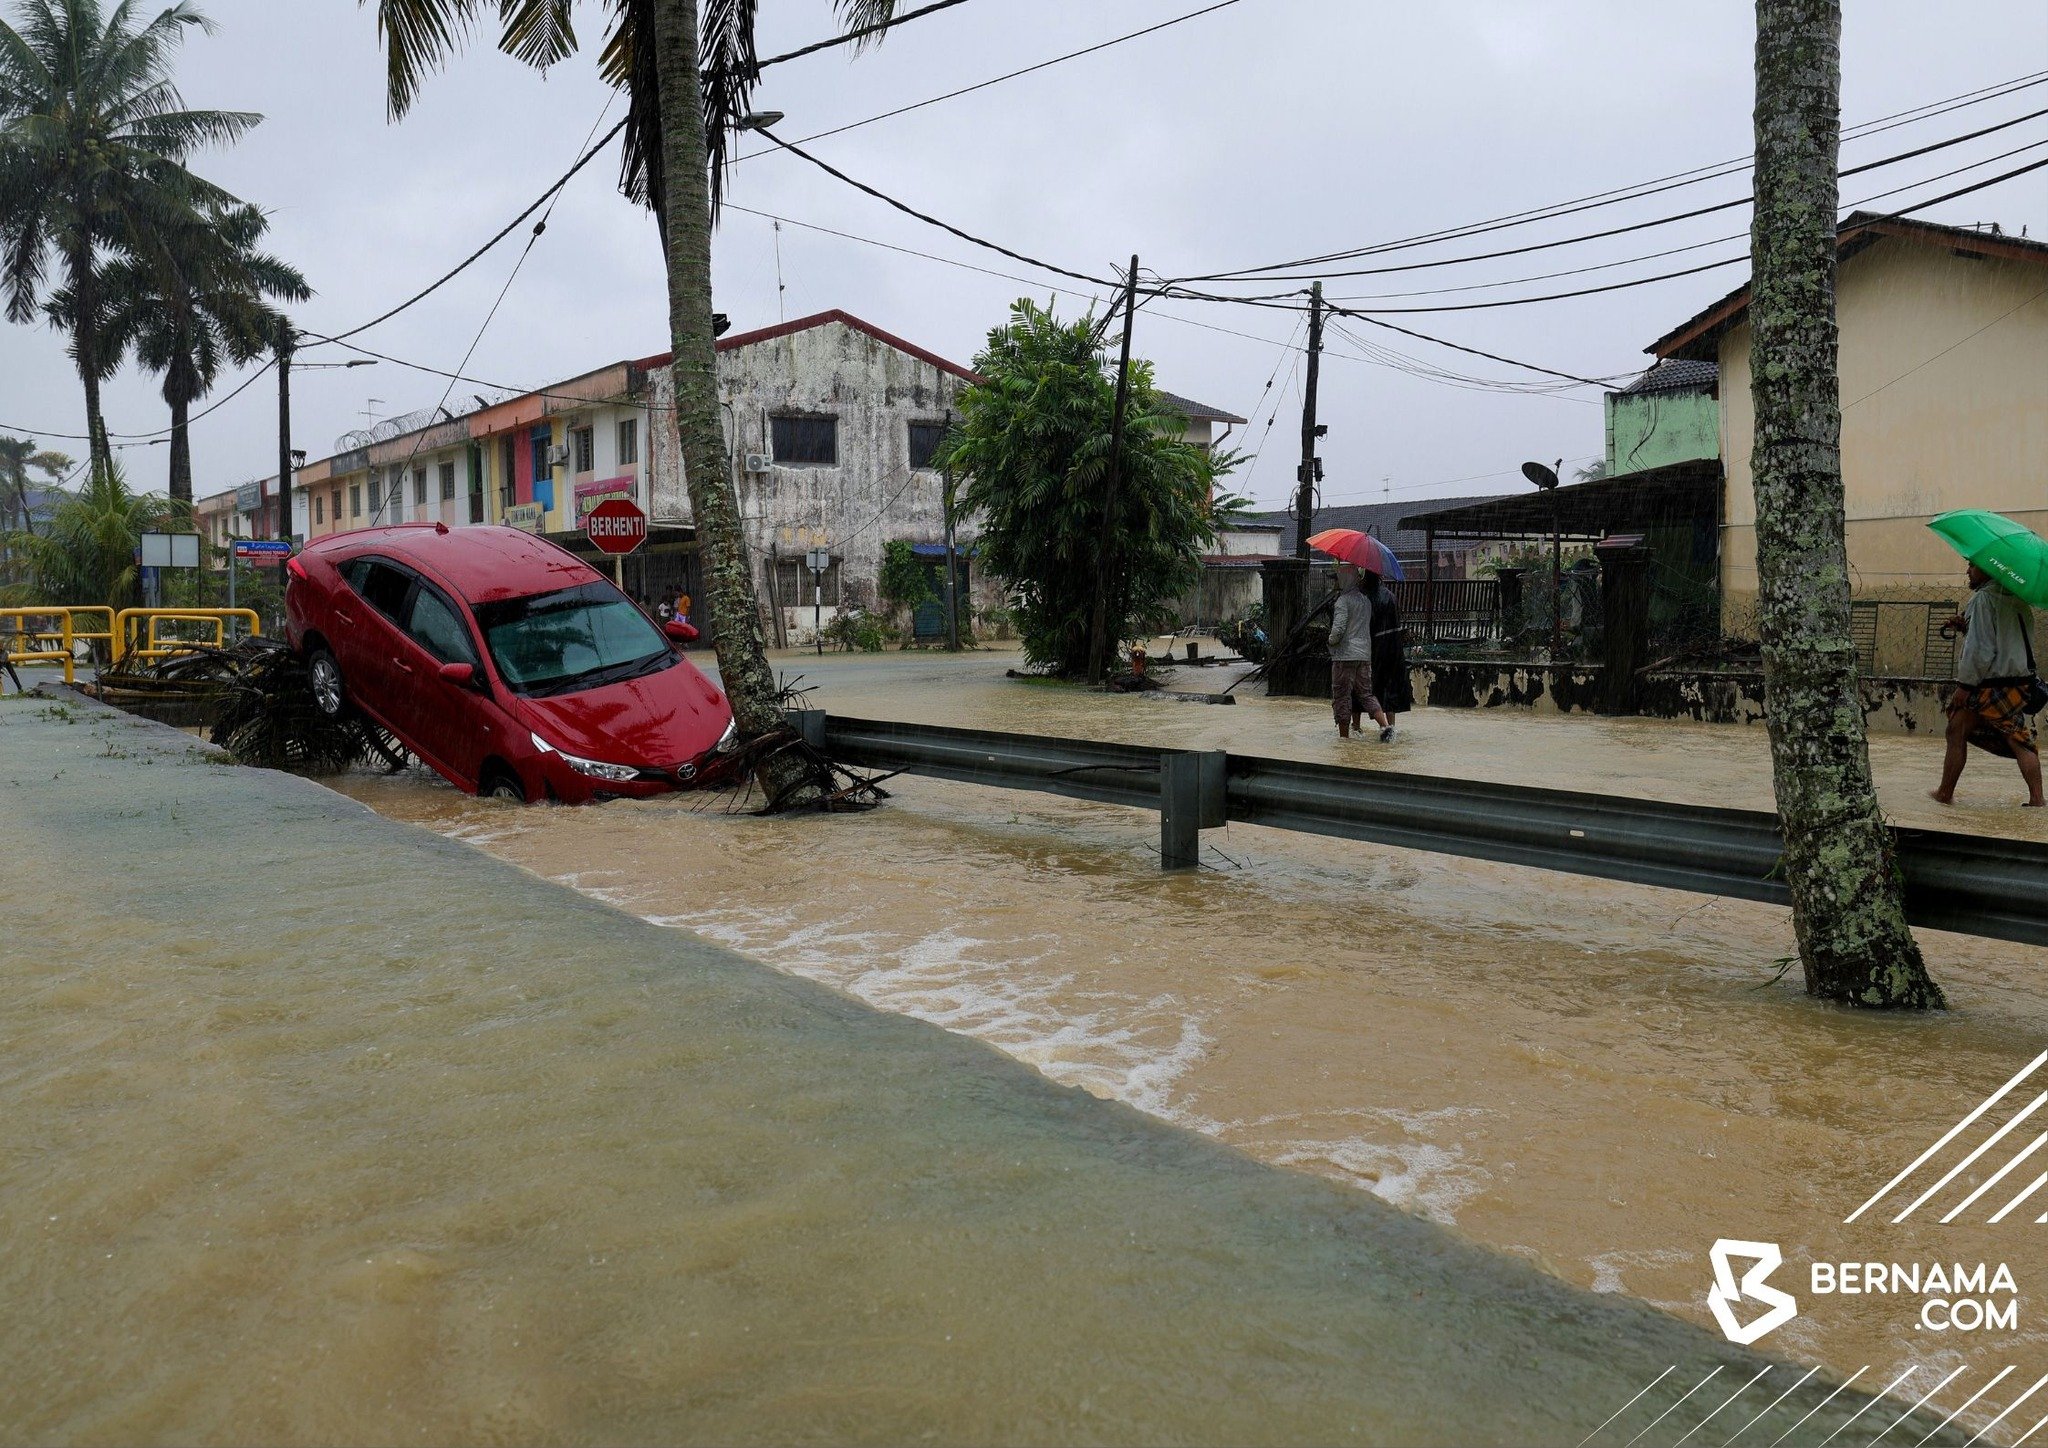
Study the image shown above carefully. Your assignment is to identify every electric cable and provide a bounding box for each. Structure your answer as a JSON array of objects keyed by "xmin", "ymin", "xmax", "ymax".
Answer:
[
  {"xmin": 755, "ymin": 0, "xmax": 977, "ymax": 69},
  {"xmin": 1184, "ymin": 70, "xmax": 2048, "ymax": 280},
  {"xmin": 735, "ymin": 0, "xmax": 1249, "ymax": 163},
  {"xmin": 1172, "ymin": 101, "xmax": 2048, "ymax": 286}
]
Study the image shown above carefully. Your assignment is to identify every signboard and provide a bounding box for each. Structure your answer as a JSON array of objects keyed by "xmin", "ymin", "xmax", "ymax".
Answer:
[
  {"xmin": 139, "ymin": 532, "xmax": 201, "ymax": 568},
  {"xmin": 585, "ymin": 498, "xmax": 647, "ymax": 556},
  {"xmin": 233, "ymin": 539, "xmax": 293, "ymax": 567},
  {"xmin": 235, "ymin": 481, "xmax": 263, "ymax": 514},
  {"xmin": 504, "ymin": 502, "xmax": 546, "ymax": 534},
  {"xmin": 574, "ymin": 474, "xmax": 637, "ymax": 523}
]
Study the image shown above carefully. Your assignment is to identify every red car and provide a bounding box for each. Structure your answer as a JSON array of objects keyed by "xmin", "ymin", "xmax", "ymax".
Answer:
[{"xmin": 285, "ymin": 524, "xmax": 739, "ymax": 803}]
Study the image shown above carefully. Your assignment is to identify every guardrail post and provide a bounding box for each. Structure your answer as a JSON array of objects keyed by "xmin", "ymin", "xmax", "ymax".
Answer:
[
  {"xmin": 790, "ymin": 709, "xmax": 827, "ymax": 749},
  {"xmin": 1161, "ymin": 750, "xmax": 1224, "ymax": 870}
]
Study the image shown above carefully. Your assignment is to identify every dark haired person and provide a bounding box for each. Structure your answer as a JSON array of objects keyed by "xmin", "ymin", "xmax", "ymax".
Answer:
[{"xmin": 1932, "ymin": 562, "xmax": 2044, "ymax": 807}]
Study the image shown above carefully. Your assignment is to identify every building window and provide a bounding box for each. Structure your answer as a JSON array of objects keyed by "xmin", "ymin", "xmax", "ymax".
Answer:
[
  {"xmin": 330, "ymin": 489, "xmax": 342, "ymax": 526},
  {"xmin": 571, "ymin": 425, "xmax": 595, "ymax": 473},
  {"xmin": 368, "ymin": 475, "xmax": 382, "ymax": 514},
  {"xmin": 771, "ymin": 414, "xmax": 837, "ymax": 466},
  {"xmin": 500, "ymin": 436, "xmax": 518, "ymax": 511},
  {"xmin": 413, "ymin": 467, "xmax": 428, "ymax": 507},
  {"xmin": 313, "ymin": 494, "xmax": 324, "ymax": 526},
  {"xmin": 350, "ymin": 483, "xmax": 363, "ymax": 518},
  {"xmin": 439, "ymin": 461, "xmax": 456, "ymax": 501},
  {"xmin": 617, "ymin": 417, "xmax": 638, "ymax": 466},
  {"xmin": 775, "ymin": 556, "xmax": 841, "ymax": 608},
  {"xmin": 908, "ymin": 421, "xmax": 948, "ymax": 471}
]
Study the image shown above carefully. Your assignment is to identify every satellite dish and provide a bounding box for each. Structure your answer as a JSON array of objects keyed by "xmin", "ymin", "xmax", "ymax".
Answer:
[{"xmin": 1522, "ymin": 460, "xmax": 1560, "ymax": 491}]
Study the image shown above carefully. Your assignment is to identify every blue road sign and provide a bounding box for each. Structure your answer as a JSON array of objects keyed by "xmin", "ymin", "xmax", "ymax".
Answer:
[{"xmin": 232, "ymin": 539, "xmax": 293, "ymax": 558}]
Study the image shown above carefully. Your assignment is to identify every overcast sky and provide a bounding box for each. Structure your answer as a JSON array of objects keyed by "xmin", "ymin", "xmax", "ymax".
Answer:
[{"xmin": 4, "ymin": 0, "xmax": 2045, "ymax": 512}]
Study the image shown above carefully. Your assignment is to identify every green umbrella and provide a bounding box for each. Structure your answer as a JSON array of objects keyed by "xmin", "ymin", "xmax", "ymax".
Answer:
[{"xmin": 1928, "ymin": 509, "xmax": 2048, "ymax": 608}]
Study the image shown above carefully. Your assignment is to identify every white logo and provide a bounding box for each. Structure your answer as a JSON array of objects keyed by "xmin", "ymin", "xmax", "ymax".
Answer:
[{"xmin": 1707, "ymin": 1238, "xmax": 1799, "ymax": 1345}]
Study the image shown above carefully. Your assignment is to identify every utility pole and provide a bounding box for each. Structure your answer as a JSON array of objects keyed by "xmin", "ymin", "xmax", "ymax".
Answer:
[
  {"xmin": 276, "ymin": 319, "xmax": 294, "ymax": 634},
  {"xmin": 1294, "ymin": 280, "xmax": 1325, "ymax": 560},
  {"xmin": 1086, "ymin": 254, "xmax": 1141, "ymax": 684},
  {"xmin": 941, "ymin": 408, "xmax": 960, "ymax": 652}
]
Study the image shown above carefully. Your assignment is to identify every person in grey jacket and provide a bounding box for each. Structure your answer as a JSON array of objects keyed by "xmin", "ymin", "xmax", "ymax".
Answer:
[
  {"xmin": 1329, "ymin": 564, "xmax": 1394, "ymax": 742},
  {"xmin": 1932, "ymin": 564, "xmax": 2043, "ymax": 806}
]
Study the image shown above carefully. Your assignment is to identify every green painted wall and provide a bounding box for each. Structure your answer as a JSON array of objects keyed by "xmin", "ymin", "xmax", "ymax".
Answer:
[{"xmin": 1604, "ymin": 389, "xmax": 1719, "ymax": 475}]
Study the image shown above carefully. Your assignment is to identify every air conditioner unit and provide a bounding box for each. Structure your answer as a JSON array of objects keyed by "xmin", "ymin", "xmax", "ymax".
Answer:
[
  {"xmin": 546, "ymin": 444, "xmax": 570, "ymax": 466},
  {"xmin": 743, "ymin": 452, "xmax": 774, "ymax": 474}
]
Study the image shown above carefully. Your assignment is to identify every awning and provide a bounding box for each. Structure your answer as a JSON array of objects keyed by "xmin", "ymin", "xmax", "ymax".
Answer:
[{"xmin": 1399, "ymin": 458, "xmax": 1721, "ymax": 541}]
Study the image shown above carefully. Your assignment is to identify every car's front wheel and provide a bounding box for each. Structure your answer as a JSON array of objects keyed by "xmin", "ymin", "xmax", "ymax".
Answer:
[
  {"xmin": 307, "ymin": 648, "xmax": 346, "ymax": 719},
  {"xmin": 482, "ymin": 768, "xmax": 526, "ymax": 803}
]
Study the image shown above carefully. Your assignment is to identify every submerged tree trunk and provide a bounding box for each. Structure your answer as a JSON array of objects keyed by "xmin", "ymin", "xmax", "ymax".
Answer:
[
  {"xmin": 646, "ymin": 0, "xmax": 808, "ymax": 799},
  {"xmin": 1750, "ymin": 0, "xmax": 1942, "ymax": 1008}
]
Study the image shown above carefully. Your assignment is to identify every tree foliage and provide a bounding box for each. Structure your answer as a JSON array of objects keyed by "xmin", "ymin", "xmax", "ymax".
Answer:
[
  {"xmin": 2, "ymin": 461, "xmax": 169, "ymax": 609},
  {"xmin": 0, "ymin": 435, "xmax": 71, "ymax": 536},
  {"xmin": 877, "ymin": 537, "xmax": 933, "ymax": 613},
  {"xmin": 0, "ymin": 0, "xmax": 259, "ymax": 477},
  {"xmin": 942, "ymin": 300, "xmax": 1238, "ymax": 677}
]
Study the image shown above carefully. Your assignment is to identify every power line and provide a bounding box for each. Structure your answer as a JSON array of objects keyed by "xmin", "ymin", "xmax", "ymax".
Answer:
[
  {"xmin": 0, "ymin": 359, "xmax": 279, "ymax": 447},
  {"xmin": 735, "ymin": 0, "xmax": 1249, "ymax": 163},
  {"xmin": 1172, "ymin": 101, "xmax": 2048, "ymax": 287},
  {"xmin": 755, "ymin": 0, "xmax": 977, "ymax": 69},
  {"xmin": 1184, "ymin": 70, "xmax": 2048, "ymax": 281},
  {"xmin": 753, "ymin": 127, "xmax": 1113, "ymax": 286},
  {"xmin": 1317, "ymin": 130, "xmax": 2048, "ymax": 305}
]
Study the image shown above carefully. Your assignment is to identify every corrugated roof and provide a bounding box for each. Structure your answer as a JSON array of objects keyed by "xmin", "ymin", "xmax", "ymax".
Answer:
[
  {"xmin": 1155, "ymin": 389, "xmax": 1248, "ymax": 425},
  {"xmin": 1619, "ymin": 358, "xmax": 1717, "ymax": 395},
  {"xmin": 1244, "ymin": 495, "xmax": 1511, "ymax": 557}
]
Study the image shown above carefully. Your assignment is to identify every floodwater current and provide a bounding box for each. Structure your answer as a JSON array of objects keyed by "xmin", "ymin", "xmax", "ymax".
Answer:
[{"xmin": 315, "ymin": 648, "xmax": 2048, "ymax": 1443}]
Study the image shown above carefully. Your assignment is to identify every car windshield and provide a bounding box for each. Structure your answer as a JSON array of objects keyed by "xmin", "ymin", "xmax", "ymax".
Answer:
[{"xmin": 475, "ymin": 581, "xmax": 673, "ymax": 697}]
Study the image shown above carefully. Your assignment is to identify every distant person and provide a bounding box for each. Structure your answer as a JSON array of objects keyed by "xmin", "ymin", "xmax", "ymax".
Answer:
[
  {"xmin": 1329, "ymin": 563, "xmax": 1394, "ymax": 743},
  {"xmin": 1366, "ymin": 570, "xmax": 1413, "ymax": 720},
  {"xmin": 655, "ymin": 589, "xmax": 676, "ymax": 624},
  {"xmin": 1932, "ymin": 562, "xmax": 2045, "ymax": 807},
  {"xmin": 676, "ymin": 590, "xmax": 693, "ymax": 627}
]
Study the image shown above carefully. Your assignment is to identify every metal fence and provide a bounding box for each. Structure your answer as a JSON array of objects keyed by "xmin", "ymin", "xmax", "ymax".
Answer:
[
  {"xmin": 1850, "ymin": 600, "xmax": 1958, "ymax": 680},
  {"xmin": 1391, "ymin": 578, "xmax": 1503, "ymax": 644},
  {"xmin": 802, "ymin": 712, "xmax": 2048, "ymax": 946}
]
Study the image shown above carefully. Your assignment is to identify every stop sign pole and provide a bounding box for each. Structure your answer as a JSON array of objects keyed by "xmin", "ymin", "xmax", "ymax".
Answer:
[{"xmin": 585, "ymin": 497, "xmax": 647, "ymax": 591}]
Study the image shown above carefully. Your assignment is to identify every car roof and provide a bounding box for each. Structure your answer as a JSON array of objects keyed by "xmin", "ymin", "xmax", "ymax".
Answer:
[{"xmin": 309, "ymin": 524, "xmax": 600, "ymax": 605}]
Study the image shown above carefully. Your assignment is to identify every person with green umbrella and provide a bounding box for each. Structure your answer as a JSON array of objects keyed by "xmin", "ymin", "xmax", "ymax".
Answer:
[{"xmin": 1928, "ymin": 509, "xmax": 2048, "ymax": 806}]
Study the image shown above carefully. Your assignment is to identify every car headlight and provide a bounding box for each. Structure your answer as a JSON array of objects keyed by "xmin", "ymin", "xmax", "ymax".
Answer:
[
  {"xmin": 711, "ymin": 718, "xmax": 740, "ymax": 755},
  {"xmin": 529, "ymin": 731, "xmax": 639, "ymax": 783}
]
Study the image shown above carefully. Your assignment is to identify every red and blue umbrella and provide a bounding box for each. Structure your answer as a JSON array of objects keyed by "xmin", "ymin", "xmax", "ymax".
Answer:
[{"xmin": 1307, "ymin": 528, "xmax": 1405, "ymax": 581}]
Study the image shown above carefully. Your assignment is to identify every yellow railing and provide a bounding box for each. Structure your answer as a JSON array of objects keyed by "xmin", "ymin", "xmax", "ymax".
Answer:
[
  {"xmin": 113, "ymin": 607, "xmax": 261, "ymax": 665},
  {"xmin": 0, "ymin": 606, "xmax": 114, "ymax": 688}
]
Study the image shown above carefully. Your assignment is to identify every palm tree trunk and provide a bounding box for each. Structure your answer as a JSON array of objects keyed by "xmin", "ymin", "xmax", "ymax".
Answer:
[
  {"xmin": 1750, "ymin": 0, "xmax": 1942, "ymax": 1009},
  {"xmin": 66, "ymin": 242, "xmax": 112, "ymax": 481},
  {"xmin": 648, "ymin": 0, "xmax": 806, "ymax": 793},
  {"xmin": 167, "ymin": 393, "xmax": 192, "ymax": 518}
]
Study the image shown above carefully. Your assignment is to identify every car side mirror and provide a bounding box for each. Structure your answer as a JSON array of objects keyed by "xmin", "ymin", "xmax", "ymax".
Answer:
[
  {"xmin": 438, "ymin": 661, "xmax": 476, "ymax": 686},
  {"xmin": 664, "ymin": 619, "xmax": 699, "ymax": 643}
]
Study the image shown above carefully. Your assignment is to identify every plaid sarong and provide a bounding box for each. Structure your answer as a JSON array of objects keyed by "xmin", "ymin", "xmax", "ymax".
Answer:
[{"xmin": 1953, "ymin": 682, "xmax": 2038, "ymax": 758}]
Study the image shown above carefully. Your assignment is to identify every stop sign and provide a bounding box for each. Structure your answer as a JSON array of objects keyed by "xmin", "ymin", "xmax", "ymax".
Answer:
[{"xmin": 585, "ymin": 497, "xmax": 647, "ymax": 555}]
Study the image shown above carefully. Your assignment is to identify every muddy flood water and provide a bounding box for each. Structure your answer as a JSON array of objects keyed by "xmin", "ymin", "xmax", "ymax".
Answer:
[
  {"xmin": 3, "ymin": 691, "xmax": 1917, "ymax": 1448},
  {"xmin": 326, "ymin": 649, "xmax": 2048, "ymax": 1440}
]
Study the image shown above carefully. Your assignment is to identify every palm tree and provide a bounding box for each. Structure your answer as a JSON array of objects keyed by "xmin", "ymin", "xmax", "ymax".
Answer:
[
  {"xmin": 97, "ymin": 200, "xmax": 309, "ymax": 514},
  {"xmin": 4, "ymin": 457, "xmax": 167, "ymax": 610},
  {"xmin": 1750, "ymin": 0, "xmax": 1941, "ymax": 1008},
  {"xmin": 0, "ymin": 0, "xmax": 257, "ymax": 480},
  {"xmin": 368, "ymin": 0, "xmax": 896, "ymax": 790},
  {"xmin": 0, "ymin": 434, "xmax": 71, "ymax": 535}
]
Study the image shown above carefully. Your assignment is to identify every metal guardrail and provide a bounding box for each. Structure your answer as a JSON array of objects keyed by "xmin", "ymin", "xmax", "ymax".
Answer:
[
  {"xmin": 800, "ymin": 712, "xmax": 2048, "ymax": 949},
  {"xmin": 1, "ymin": 606, "xmax": 115, "ymax": 688}
]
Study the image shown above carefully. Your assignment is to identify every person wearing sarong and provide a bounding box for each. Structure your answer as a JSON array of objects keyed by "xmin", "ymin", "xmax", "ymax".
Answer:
[
  {"xmin": 1329, "ymin": 564, "xmax": 1394, "ymax": 743},
  {"xmin": 1933, "ymin": 564, "xmax": 2044, "ymax": 807}
]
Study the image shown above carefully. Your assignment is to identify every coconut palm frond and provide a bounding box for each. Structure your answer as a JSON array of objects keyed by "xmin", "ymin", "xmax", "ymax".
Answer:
[{"xmin": 698, "ymin": 0, "xmax": 759, "ymax": 217}]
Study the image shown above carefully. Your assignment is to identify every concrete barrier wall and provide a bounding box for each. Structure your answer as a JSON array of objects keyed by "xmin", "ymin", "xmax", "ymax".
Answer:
[{"xmin": 1410, "ymin": 660, "xmax": 1949, "ymax": 736}]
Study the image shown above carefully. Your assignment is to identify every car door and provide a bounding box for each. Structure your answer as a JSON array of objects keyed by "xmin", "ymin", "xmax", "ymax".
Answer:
[
  {"xmin": 334, "ymin": 556, "xmax": 417, "ymax": 733},
  {"xmin": 391, "ymin": 580, "xmax": 492, "ymax": 789}
]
